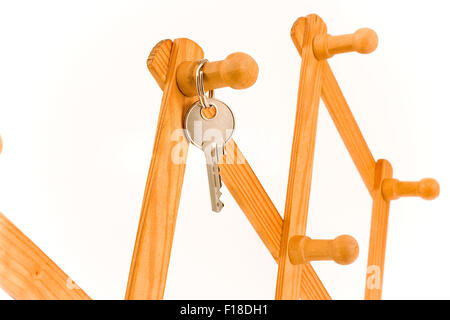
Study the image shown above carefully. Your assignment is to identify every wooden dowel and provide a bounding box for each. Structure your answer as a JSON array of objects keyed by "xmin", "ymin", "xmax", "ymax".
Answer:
[
  {"xmin": 0, "ymin": 212, "xmax": 91, "ymax": 300},
  {"xmin": 176, "ymin": 52, "xmax": 259, "ymax": 96},
  {"xmin": 288, "ymin": 235, "xmax": 359, "ymax": 265},
  {"xmin": 125, "ymin": 38, "xmax": 204, "ymax": 300},
  {"xmin": 276, "ymin": 14, "xmax": 326, "ymax": 300},
  {"xmin": 148, "ymin": 39, "xmax": 331, "ymax": 301},
  {"xmin": 314, "ymin": 28, "xmax": 378, "ymax": 59},
  {"xmin": 382, "ymin": 178, "xmax": 440, "ymax": 201}
]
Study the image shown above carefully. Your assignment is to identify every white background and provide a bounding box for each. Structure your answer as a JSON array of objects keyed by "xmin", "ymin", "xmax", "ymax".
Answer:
[{"xmin": 0, "ymin": 0, "xmax": 448, "ymax": 300}]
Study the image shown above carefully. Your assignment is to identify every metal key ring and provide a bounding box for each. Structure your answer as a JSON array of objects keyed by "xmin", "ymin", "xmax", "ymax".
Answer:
[{"xmin": 196, "ymin": 59, "xmax": 214, "ymax": 109}]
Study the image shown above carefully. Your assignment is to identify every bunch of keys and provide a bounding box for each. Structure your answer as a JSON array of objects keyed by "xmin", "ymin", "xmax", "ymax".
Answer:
[{"xmin": 184, "ymin": 59, "xmax": 235, "ymax": 212}]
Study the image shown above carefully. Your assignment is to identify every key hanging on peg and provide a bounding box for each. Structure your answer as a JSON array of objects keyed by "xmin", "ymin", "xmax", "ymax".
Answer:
[
  {"xmin": 177, "ymin": 52, "xmax": 259, "ymax": 96},
  {"xmin": 184, "ymin": 59, "xmax": 236, "ymax": 213},
  {"xmin": 288, "ymin": 235, "xmax": 359, "ymax": 265},
  {"xmin": 382, "ymin": 178, "xmax": 440, "ymax": 201},
  {"xmin": 313, "ymin": 28, "xmax": 378, "ymax": 60}
]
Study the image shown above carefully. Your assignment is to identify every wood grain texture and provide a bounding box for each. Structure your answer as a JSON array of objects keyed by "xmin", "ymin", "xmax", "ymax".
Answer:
[
  {"xmin": 321, "ymin": 62, "xmax": 376, "ymax": 196},
  {"xmin": 365, "ymin": 159, "xmax": 393, "ymax": 300},
  {"xmin": 149, "ymin": 38, "xmax": 330, "ymax": 300},
  {"xmin": 275, "ymin": 14, "xmax": 327, "ymax": 300},
  {"xmin": 220, "ymin": 140, "xmax": 281, "ymax": 259},
  {"xmin": 125, "ymin": 38, "xmax": 204, "ymax": 300},
  {"xmin": 147, "ymin": 39, "xmax": 173, "ymax": 90},
  {"xmin": 0, "ymin": 212, "xmax": 90, "ymax": 300}
]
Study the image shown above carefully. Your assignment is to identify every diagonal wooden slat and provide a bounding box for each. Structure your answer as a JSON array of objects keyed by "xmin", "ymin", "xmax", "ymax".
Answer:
[
  {"xmin": 0, "ymin": 212, "xmax": 91, "ymax": 300},
  {"xmin": 321, "ymin": 63, "xmax": 376, "ymax": 196},
  {"xmin": 147, "ymin": 39, "xmax": 330, "ymax": 300},
  {"xmin": 275, "ymin": 14, "xmax": 327, "ymax": 300}
]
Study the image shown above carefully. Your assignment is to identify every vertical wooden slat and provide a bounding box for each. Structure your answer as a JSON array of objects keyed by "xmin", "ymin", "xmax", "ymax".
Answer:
[
  {"xmin": 275, "ymin": 15, "xmax": 327, "ymax": 300},
  {"xmin": 125, "ymin": 38, "xmax": 204, "ymax": 300},
  {"xmin": 365, "ymin": 159, "xmax": 393, "ymax": 300},
  {"xmin": 0, "ymin": 212, "xmax": 91, "ymax": 300}
]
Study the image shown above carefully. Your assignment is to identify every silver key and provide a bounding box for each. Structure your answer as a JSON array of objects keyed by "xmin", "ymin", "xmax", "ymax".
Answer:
[
  {"xmin": 184, "ymin": 97, "xmax": 235, "ymax": 212},
  {"xmin": 203, "ymin": 141, "xmax": 224, "ymax": 211}
]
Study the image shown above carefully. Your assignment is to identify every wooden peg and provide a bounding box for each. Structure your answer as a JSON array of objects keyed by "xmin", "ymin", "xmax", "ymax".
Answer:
[
  {"xmin": 289, "ymin": 235, "xmax": 359, "ymax": 265},
  {"xmin": 176, "ymin": 52, "xmax": 259, "ymax": 96},
  {"xmin": 382, "ymin": 178, "xmax": 440, "ymax": 201},
  {"xmin": 313, "ymin": 28, "xmax": 378, "ymax": 59}
]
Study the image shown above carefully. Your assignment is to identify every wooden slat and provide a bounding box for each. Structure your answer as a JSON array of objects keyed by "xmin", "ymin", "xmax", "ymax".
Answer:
[
  {"xmin": 0, "ymin": 212, "xmax": 91, "ymax": 300},
  {"xmin": 125, "ymin": 38, "xmax": 204, "ymax": 300},
  {"xmin": 275, "ymin": 14, "xmax": 327, "ymax": 300},
  {"xmin": 220, "ymin": 140, "xmax": 281, "ymax": 258},
  {"xmin": 365, "ymin": 159, "xmax": 392, "ymax": 300},
  {"xmin": 220, "ymin": 140, "xmax": 331, "ymax": 300},
  {"xmin": 321, "ymin": 63, "xmax": 376, "ymax": 195},
  {"xmin": 147, "ymin": 38, "xmax": 330, "ymax": 300}
]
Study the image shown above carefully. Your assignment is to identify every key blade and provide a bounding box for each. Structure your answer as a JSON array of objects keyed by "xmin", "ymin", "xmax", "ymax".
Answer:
[
  {"xmin": 205, "ymin": 162, "xmax": 224, "ymax": 212},
  {"xmin": 213, "ymin": 199, "xmax": 224, "ymax": 213},
  {"xmin": 203, "ymin": 142, "xmax": 225, "ymax": 213}
]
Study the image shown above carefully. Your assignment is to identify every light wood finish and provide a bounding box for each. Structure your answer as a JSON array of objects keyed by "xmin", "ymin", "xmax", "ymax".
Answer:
[
  {"xmin": 289, "ymin": 15, "xmax": 438, "ymax": 300},
  {"xmin": 125, "ymin": 38, "xmax": 204, "ymax": 300},
  {"xmin": 275, "ymin": 15, "xmax": 326, "ymax": 300},
  {"xmin": 149, "ymin": 41, "xmax": 331, "ymax": 300},
  {"xmin": 382, "ymin": 178, "xmax": 440, "ymax": 201},
  {"xmin": 176, "ymin": 52, "xmax": 259, "ymax": 96},
  {"xmin": 365, "ymin": 159, "xmax": 393, "ymax": 300},
  {"xmin": 0, "ymin": 212, "xmax": 90, "ymax": 300},
  {"xmin": 219, "ymin": 140, "xmax": 331, "ymax": 300},
  {"xmin": 289, "ymin": 235, "xmax": 359, "ymax": 265},
  {"xmin": 147, "ymin": 39, "xmax": 173, "ymax": 90},
  {"xmin": 291, "ymin": 22, "xmax": 376, "ymax": 196},
  {"xmin": 322, "ymin": 63, "xmax": 376, "ymax": 195},
  {"xmin": 314, "ymin": 28, "xmax": 378, "ymax": 60}
]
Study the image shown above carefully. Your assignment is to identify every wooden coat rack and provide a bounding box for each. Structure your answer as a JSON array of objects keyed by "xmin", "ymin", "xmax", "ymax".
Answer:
[{"xmin": 0, "ymin": 14, "xmax": 439, "ymax": 300}]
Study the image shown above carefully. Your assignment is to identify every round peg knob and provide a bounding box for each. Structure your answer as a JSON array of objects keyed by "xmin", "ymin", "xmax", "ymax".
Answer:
[
  {"xmin": 382, "ymin": 178, "xmax": 440, "ymax": 201},
  {"xmin": 176, "ymin": 52, "xmax": 259, "ymax": 96},
  {"xmin": 288, "ymin": 235, "xmax": 359, "ymax": 266},
  {"xmin": 352, "ymin": 28, "xmax": 379, "ymax": 54},
  {"xmin": 313, "ymin": 28, "xmax": 378, "ymax": 59}
]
